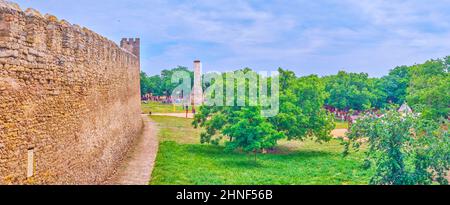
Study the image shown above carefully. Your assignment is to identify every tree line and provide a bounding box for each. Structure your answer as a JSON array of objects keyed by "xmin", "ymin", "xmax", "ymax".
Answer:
[
  {"xmin": 141, "ymin": 56, "xmax": 449, "ymax": 119},
  {"xmin": 140, "ymin": 66, "xmax": 193, "ymax": 97},
  {"xmin": 324, "ymin": 56, "xmax": 449, "ymax": 119}
]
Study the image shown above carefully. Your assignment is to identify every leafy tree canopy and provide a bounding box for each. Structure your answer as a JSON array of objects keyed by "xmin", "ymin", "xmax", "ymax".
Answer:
[
  {"xmin": 140, "ymin": 66, "xmax": 193, "ymax": 97},
  {"xmin": 380, "ymin": 65, "xmax": 411, "ymax": 105},
  {"xmin": 323, "ymin": 71, "xmax": 380, "ymax": 110},
  {"xmin": 344, "ymin": 109, "xmax": 449, "ymax": 185},
  {"xmin": 407, "ymin": 58, "xmax": 449, "ymax": 119},
  {"xmin": 193, "ymin": 68, "xmax": 334, "ymax": 153}
]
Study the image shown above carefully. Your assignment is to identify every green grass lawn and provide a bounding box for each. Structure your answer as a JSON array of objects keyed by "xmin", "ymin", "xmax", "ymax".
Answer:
[
  {"xmin": 141, "ymin": 102, "xmax": 192, "ymax": 113},
  {"xmin": 150, "ymin": 115, "xmax": 371, "ymax": 185}
]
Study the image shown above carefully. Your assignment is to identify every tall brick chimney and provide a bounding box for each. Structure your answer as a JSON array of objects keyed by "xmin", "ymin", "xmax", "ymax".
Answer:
[
  {"xmin": 191, "ymin": 60, "xmax": 203, "ymax": 106},
  {"xmin": 120, "ymin": 38, "xmax": 140, "ymax": 61}
]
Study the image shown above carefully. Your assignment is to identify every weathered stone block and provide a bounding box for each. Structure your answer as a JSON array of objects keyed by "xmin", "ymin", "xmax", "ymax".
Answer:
[
  {"xmin": 0, "ymin": 17, "xmax": 10, "ymax": 38},
  {"xmin": 0, "ymin": 49, "xmax": 18, "ymax": 57}
]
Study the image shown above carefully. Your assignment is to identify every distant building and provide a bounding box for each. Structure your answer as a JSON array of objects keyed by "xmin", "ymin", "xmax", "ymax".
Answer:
[{"xmin": 398, "ymin": 102, "xmax": 413, "ymax": 114}]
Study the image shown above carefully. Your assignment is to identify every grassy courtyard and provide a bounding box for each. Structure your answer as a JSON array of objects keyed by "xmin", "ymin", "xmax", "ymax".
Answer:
[
  {"xmin": 149, "ymin": 115, "xmax": 372, "ymax": 185},
  {"xmin": 141, "ymin": 101, "xmax": 192, "ymax": 113}
]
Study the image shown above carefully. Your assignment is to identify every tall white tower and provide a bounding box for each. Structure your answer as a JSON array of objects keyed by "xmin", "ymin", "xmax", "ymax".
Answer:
[{"xmin": 191, "ymin": 60, "xmax": 203, "ymax": 106}]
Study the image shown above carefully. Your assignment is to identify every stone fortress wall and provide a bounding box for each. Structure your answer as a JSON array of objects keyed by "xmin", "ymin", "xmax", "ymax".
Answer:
[{"xmin": 0, "ymin": 1, "xmax": 142, "ymax": 184}]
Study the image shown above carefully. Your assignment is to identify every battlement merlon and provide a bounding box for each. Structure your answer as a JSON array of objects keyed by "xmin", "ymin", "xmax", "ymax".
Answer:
[{"xmin": 120, "ymin": 37, "xmax": 140, "ymax": 61}]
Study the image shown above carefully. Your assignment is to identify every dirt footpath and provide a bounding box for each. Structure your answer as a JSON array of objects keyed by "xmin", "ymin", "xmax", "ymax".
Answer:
[
  {"xmin": 105, "ymin": 115, "xmax": 159, "ymax": 185},
  {"xmin": 151, "ymin": 113, "xmax": 194, "ymax": 118}
]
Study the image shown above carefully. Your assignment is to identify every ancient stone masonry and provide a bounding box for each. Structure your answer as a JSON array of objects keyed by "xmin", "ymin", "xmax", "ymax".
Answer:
[
  {"xmin": 0, "ymin": 1, "xmax": 142, "ymax": 184},
  {"xmin": 120, "ymin": 38, "xmax": 140, "ymax": 62}
]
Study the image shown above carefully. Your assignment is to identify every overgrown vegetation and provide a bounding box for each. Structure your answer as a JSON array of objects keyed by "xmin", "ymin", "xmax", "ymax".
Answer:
[
  {"xmin": 322, "ymin": 56, "xmax": 449, "ymax": 119},
  {"xmin": 344, "ymin": 109, "xmax": 449, "ymax": 185},
  {"xmin": 406, "ymin": 57, "xmax": 449, "ymax": 119}
]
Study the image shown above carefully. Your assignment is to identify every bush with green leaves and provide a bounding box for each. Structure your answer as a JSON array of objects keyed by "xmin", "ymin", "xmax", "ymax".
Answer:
[
  {"xmin": 197, "ymin": 106, "xmax": 284, "ymax": 153},
  {"xmin": 406, "ymin": 57, "xmax": 449, "ymax": 120},
  {"xmin": 193, "ymin": 68, "xmax": 334, "ymax": 156},
  {"xmin": 323, "ymin": 71, "xmax": 382, "ymax": 110},
  {"xmin": 344, "ymin": 109, "xmax": 449, "ymax": 185}
]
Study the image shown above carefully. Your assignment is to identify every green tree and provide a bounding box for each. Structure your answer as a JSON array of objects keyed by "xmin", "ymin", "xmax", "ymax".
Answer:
[
  {"xmin": 216, "ymin": 106, "xmax": 283, "ymax": 154},
  {"xmin": 368, "ymin": 77, "xmax": 388, "ymax": 109},
  {"xmin": 270, "ymin": 71, "xmax": 335, "ymax": 141},
  {"xmin": 381, "ymin": 66, "xmax": 411, "ymax": 105},
  {"xmin": 147, "ymin": 75, "xmax": 163, "ymax": 96},
  {"xmin": 194, "ymin": 68, "xmax": 334, "ymax": 155},
  {"xmin": 194, "ymin": 69, "xmax": 282, "ymax": 155},
  {"xmin": 344, "ymin": 109, "xmax": 450, "ymax": 185},
  {"xmin": 140, "ymin": 71, "xmax": 152, "ymax": 96},
  {"xmin": 278, "ymin": 68, "xmax": 296, "ymax": 90},
  {"xmin": 140, "ymin": 66, "xmax": 194, "ymax": 97},
  {"xmin": 160, "ymin": 66, "xmax": 193, "ymax": 97},
  {"xmin": 323, "ymin": 71, "xmax": 378, "ymax": 110},
  {"xmin": 407, "ymin": 58, "xmax": 449, "ymax": 119}
]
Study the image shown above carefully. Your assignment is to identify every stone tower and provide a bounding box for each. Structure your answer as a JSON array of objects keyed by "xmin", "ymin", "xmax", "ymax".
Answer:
[
  {"xmin": 191, "ymin": 60, "xmax": 203, "ymax": 106},
  {"xmin": 120, "ymin": 38, "xmax": 140, "ymax": 61}
]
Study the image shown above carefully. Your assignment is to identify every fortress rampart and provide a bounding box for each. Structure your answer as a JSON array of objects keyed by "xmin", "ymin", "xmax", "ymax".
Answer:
[{"xmin": 0, "ymin": 1, "xmax": 142, "ymax": 184}]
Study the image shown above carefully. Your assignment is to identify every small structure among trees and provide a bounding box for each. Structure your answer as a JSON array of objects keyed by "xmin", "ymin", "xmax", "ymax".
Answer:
[{"xmin": 398, "ymin": 102, "xmax": 413, "ymax": 114}]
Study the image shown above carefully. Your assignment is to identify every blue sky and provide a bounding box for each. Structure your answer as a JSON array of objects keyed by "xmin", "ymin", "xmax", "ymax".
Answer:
[{"xmin": 13, "ymin": 0, "xmax": 450, "ymax": 77}]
